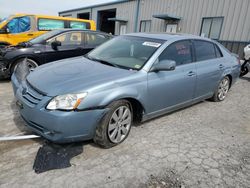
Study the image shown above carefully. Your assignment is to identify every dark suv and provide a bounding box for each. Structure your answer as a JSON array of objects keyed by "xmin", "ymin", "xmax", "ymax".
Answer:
[{"xmin": 0, "ymin": 29, "xmax": 112, "ymax": 78}]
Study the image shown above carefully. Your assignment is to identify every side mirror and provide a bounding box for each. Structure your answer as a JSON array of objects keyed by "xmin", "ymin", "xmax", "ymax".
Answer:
[
  {"xmin": 151, "ymin": 60, "xmax": 176, "ymax": 72},
  {"xmin": 51, "ymin": 40, "xmax": 61, "ymax": 50},
  {"xmin": 0, "ymin": 28, "xmax": 8, "ymax": 34}
]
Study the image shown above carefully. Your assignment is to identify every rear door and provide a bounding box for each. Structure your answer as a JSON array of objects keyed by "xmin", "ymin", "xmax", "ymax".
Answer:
[
  {"xmin": 193, "ymin": 40, "xmax": 225, "ymax": 98},
  {"xmin": 147, "ymin": 40, "xmax": 197, "ymax": 113},
  {"xmin": 44, "ymin": 31, "xmax": 85, "ymax": 63},
  {"xmin": 83, "ymin": 32, "xmax": 111, "ymax": 53}
]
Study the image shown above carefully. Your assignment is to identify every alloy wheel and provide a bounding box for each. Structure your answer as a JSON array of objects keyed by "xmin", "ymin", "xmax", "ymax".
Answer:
[
  {"xmin": 217, "ymin": 77, "xmax": 230, "ymax": 101},
  {"xmin": 108, "ymin": 105, "xmax": 132, "ymax": 144}
]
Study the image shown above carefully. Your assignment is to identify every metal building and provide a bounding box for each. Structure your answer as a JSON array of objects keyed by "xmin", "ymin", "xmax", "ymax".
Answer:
[{"xmin": 59, "ymin": 0, "xmax": 250, "ymax": 57}]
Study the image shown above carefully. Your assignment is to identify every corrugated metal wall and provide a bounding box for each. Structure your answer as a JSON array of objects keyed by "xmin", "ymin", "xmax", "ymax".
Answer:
[
  {"xmin": 138, "ymin": 0, "xmax": 250, "ymax": 42},
  {"xmin": 59, "ymin": 0, "xmax": 250, "ymax": 42}
]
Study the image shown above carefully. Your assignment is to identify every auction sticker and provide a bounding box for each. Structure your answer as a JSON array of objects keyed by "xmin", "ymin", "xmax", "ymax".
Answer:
[{"xmin": 143, "ymin": 42, "xmax": 161, "ymax": 48}]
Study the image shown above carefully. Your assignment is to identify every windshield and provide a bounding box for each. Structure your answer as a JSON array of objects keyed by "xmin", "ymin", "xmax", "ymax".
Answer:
[
  {"xmin": 29, "ymin": 30, "xmax": 62, "ymax": 44},
  {"xmin": 87, "ymin": 36, "xmax": 164, "ymax": 70}
]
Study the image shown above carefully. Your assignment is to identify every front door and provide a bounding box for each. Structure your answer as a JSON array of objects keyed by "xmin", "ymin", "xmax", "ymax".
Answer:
[
  {"xmin": 45, "ymin": 31, "xmax": 85, "ymax": 63},
  {"xmin": 147, "ymin": 40, "xmax": 196, "ymax": 113}
]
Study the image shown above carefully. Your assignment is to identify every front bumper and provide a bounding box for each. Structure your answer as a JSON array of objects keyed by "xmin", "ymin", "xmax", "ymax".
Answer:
[{"xmin": 12, "ymin": 75, "xmax": 107, "ymax": 143}]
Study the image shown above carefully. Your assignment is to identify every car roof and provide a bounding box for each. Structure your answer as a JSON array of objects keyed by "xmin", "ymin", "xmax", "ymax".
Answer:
[
  {"xmin": 51, "ymin": 29, "xmax": 112, "ymax": 36},
  {"xmin": 125, "ymin": 32, "xmax": 213, "ymax": 42}
]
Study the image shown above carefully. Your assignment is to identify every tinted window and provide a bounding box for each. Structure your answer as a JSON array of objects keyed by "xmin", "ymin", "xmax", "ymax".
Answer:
[
  {"xmin": 214, "ymin": 44, "xmax": 223, "ymax": 58},
  {"xmin": 70, "ymin": 21, "xmax": 87, "ymax": 29},
  {"xmin": 38, "ymin": 19, "xmax": 64, "ymax": 30},
  {"xmin": 159, "ymin": 40, "xmax": 192, "ymax": 66},
  {"xmin": 47, "ymin": 32, "xmax": 82, "ymax": 46},
  {"xmin": 7, "ymin": 16, "xmax": 30, "ymax": 33},
  {"xmin": 194, "ymin": 40, "xmax": 217, "ymax": 61},
  {"xmin": 85, "ymin": 33, "xmax": 109, "ymax": 48}
]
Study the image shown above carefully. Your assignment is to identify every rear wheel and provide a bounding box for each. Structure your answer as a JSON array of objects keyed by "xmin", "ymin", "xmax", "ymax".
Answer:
[
  {"xmin": 10, "ymin": 58, "xmax": 38, "ymax": 75},
  {"xmin": 94, "ymin": 100, "xmax": 132, "ymax": 148},
  {"xmin": 211, "ymin": 76, "xmax": 230, "ymax": 102}
]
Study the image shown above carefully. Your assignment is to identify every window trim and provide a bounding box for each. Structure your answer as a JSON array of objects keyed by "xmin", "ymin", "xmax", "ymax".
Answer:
[
  {"xmin": 139, "ymin": 20, "xmax": 152, "ymax": 32},
  {"xmin": 37, "ymin": 18, "xmax": 66, "ymax": 31},
  {"xmin": 158, "ymin": 39, "xmax": 195, "ymax": 67},
  {"xmin": 192, "ymin": 39, "xmax": 223, "ymax": 62},
  {"xmin": 200, "ymin": 16, "xmax": 224, "ymax": 40}
]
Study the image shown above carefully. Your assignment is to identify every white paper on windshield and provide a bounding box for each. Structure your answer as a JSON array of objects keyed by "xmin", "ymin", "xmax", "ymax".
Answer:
[{"xmin": 143, "ymin": 42, "xmax": 161, "ymax": 48}]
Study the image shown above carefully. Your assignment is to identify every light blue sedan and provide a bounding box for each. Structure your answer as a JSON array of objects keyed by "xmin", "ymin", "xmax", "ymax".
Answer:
[{"xmin": 12, "ymin": 33, "xmax": 241, "ymax": 148}]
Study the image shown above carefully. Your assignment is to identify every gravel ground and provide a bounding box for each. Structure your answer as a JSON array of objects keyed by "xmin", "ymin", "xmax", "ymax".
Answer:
[{"xmin": 0, "ymin": 75, "xmax": 250, "ymax": 188}]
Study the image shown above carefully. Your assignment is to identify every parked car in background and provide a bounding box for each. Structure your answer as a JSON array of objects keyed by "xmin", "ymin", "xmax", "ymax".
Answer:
[
  {"xmin": 240, "ymin": 44, "xmax": 250, "ymax": 76},
  {"xmin": 0, "ymin": 29, "xmax": 112, "ymax": 78},
  {"xmin": 0, "ymin": 14, "xmax": 96, "ymax": 47},
  {"xmin": 12, "ymin": 33, "xmax": 240, "ymax": 148}
]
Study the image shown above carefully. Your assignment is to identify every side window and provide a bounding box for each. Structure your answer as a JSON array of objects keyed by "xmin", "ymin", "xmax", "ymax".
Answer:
[
  {"xmin": 70, "ymin": 21, "xmax": 88, "ymax": 29},
  {"xmin": 47, "ymin": 32, "xmax": 82, "ymax": 46},
  {"xmin": 214, "ymin": 44, "xmax": 223, "ymax": 58},
  {"xmin": 7, "ymin": 16, "xmax": 31, "ymax": 33},
  {"xmin": 85, "ymin": 33, "xmax": 109, "ymax": 48},
  {"xmin": 38, "ymin": 19, "xmax": 64, "ymax": 30},
  {"xmin": 159, "ymin": 40, "xmax": 192, "ymax": 66},
  {"xmin": 194, "ymin": 40, "xmax": 217, "ymax": 61}
]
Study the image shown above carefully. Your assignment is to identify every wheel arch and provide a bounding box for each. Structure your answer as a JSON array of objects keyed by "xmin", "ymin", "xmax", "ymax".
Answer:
[{"xmin": 10, "ymin": 55, "xmax": 40, "ymax": 70}]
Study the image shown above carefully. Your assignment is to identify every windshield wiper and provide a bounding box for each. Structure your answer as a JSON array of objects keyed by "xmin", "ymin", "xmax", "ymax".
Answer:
[{"xmin": 85, "ymin": 55, "xmax": 119, "ymax": 68}]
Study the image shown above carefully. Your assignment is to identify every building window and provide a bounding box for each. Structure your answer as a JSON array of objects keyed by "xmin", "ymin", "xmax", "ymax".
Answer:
[
  {"xmin": 119, "ymin": 24, "xmax": 127, "ymax": 35},
  {"xmin": 200, "ymin": 17, "xmax": 223, "ymax": 40},
  {"xmin": 140, "ymin": 20, "xmax": 151, "ymax": 32},
  {"xmin": 166, "ymin": 24, "xmax": 177, "ymax": 33}
]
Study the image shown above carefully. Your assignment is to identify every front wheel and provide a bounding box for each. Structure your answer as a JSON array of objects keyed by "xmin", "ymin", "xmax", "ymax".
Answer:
[
  {"xmin": 211, "ymin": 76, "xmax": 230, "ymax": 102},
  {"xmin": 94, "ymin": 100, "xmax": 132, "ymax": 148},
  {"xmin": 10, "ymin": 58, "xmax": 38, "ymax": 75}
]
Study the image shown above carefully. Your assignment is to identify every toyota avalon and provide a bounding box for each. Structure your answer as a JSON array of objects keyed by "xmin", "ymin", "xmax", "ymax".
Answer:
[{"xmin": 11, "ymin": 33, "xmax": 241, "ymax": 148}]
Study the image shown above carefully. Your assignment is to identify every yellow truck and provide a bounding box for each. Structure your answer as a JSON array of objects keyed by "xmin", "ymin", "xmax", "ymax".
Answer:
[{"xmin": 0, "ymin": 14, "xmax": 96, "ymax": 47}]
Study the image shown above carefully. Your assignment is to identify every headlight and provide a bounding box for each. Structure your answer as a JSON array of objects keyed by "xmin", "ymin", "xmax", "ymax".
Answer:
[{"xmin": 46, "ymin": 93, "xmax": 87, "ymax": 110}]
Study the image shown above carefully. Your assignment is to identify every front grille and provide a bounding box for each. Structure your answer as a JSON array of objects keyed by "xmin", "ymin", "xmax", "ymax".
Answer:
[{"xmin": 22, "ymin": 81, "xmax": 45, "ymax": 107}]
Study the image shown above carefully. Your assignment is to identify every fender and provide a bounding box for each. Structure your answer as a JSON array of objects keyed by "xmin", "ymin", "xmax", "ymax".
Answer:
[{"xmin": 77, "ymin": 74, "xmax": 148, "ymax": 113}]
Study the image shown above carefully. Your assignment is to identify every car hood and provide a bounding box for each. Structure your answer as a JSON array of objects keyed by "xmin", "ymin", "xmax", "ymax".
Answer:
[{"xmin": 26, "ymin": 57, "xmax": 135, "ymax": 96}]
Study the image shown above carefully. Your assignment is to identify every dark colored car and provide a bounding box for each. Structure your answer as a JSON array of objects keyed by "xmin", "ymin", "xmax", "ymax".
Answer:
[{"xmin": 0, "ymin": 29, "xmax": 112, "ymax": 78}]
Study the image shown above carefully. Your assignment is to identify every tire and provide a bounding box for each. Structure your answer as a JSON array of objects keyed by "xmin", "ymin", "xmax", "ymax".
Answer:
[
  {"xmin": 94, "ymin": 100, "xmax": 133, "ymax": 148},
  {"xmin": 10, "ymin": 58, "xmax": 38, "ymax": 75},
  {"xmin": 240, "ymin": 61, "xmax": 249, "ymax": 77},
  {"xmin": 211, "ymin": 76, "xmax": 230, "ymax": 102}
]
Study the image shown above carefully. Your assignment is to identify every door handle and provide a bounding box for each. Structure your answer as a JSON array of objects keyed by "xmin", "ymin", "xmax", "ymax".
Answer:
[
  {"xmin": 219, "ymin": 64, "xmax": 225, "ymax": 69},
  {"xmin": 187, "ymin": 71, "xmax": 196, "ymax": 77}
]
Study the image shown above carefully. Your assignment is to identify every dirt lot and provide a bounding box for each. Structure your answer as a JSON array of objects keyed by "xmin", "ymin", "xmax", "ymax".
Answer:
[{"xmin": 0, "ymin": 75, "xmax": 250, "ymax": 188}]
